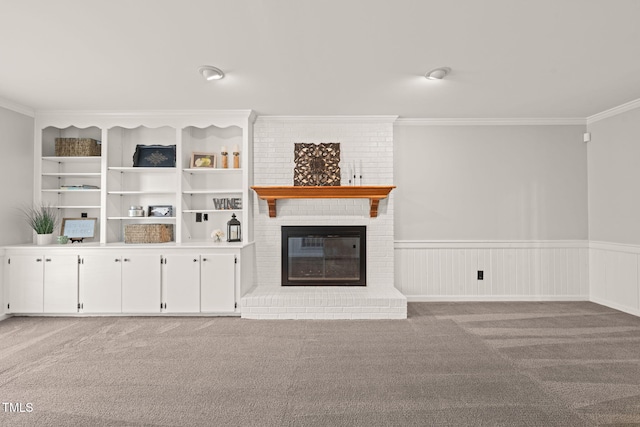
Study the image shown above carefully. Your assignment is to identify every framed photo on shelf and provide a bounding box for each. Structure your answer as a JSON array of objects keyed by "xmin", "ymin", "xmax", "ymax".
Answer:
[
  {"xmin": 61, "ymin": 218, "xmax": 97, "ymax": 241},
  {"xmin": 190, "ymin": 152, "xmax": 216, "ymax": 168},
  {"xmin": 148, "ymin": 205, "xmax": 173, "ymax": 217}
]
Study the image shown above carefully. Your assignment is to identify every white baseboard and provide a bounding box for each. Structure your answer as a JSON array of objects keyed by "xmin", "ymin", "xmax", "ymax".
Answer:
[
  {"xmin": 0, "ymin": 314, "xmax": 12, "ymax": 322},
  {"xmin": 590, "ymin": 296, "xmax": 640, "ymax": 317},
  {"xmin": 406, "ymin": 295, "xmax": 589, "ymax": 302}
]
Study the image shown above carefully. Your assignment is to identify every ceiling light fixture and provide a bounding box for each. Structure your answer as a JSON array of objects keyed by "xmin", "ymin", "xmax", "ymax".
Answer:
[
  {"xmin": 198, "ymin": 65, "xmax": 225, "ymax": 81},
  {"xmin": 425, "ymin": 67, "xmax": 451, "ymax": 80}
]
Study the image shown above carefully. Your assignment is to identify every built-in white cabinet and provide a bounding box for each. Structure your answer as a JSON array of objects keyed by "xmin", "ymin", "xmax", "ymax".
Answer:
[
  {"xmin": 7, "ymin": 254, "xmax": 78, "ymax": 313},
  {"xmin": 121, "ymin": 254, "xmax": 162, "ymax": 313},
  {"xmin": 162, "ymin": 254, "xmax": 202, "ymax": 313},
  {"xmin": 5, "ymin": 246, "xmax": 245, "ymax": 315},
  {"xmin": 79, "ymin": 254, "xmax": 122, "ymax": 313},
  {"xmin": 201, "ymin": 254, "xmax": 236, "ymax": 313},
  {"xmin": 6, "ymin": 111, "xmax": 255, "ymax": 317},
  {"xmin": 162, "ymin": 253, "xmax": 237, "ymax": 313}
]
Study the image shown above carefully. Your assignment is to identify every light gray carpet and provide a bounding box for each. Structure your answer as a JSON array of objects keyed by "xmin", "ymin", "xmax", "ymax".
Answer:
[{"xmin": 1, "ymin": 302, "xmax": 639, "ymax": 426}]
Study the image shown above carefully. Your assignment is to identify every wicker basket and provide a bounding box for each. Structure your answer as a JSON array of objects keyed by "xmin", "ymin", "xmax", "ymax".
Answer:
[
  {"xmin": 55, "ymin": 138, "xmax": 101, "ymax": 157},
  {"xmin": 124, "ymin": 224, "xmax": 173, "ymax": 244}
]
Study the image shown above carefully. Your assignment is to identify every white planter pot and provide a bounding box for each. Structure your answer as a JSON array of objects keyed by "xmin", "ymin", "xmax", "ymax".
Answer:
[{"xmin": 36, "ymin": 233, "xmax": 53, "ymax": 246}]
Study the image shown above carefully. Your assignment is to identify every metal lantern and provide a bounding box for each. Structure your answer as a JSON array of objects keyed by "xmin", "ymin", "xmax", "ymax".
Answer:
[{"xmin": 227, "ymin": 213, "xmax": 241, "ymax": 242}]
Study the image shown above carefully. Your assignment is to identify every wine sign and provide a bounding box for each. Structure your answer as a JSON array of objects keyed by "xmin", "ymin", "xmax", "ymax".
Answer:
[{"xmin": 213, "ymin": 198, "xmax": 242, "ymax": 210}]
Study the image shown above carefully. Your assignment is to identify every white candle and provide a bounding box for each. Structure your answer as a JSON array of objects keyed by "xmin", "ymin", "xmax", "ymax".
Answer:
[
  {"xmin": 221, "ymin": 146, "xmax": 227, "ymax": 153},
  {"xmin": 232, "ymin": 144, "xmax": 239, "ymax": 153}
]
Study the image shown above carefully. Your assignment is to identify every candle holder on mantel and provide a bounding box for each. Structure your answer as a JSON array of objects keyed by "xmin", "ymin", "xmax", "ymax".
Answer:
[
  {"xmin": 233, "ymin": 151, "xmax": 240, "ymax": 169},
  {"xmin": 221, "ymin": 146, "xmax": 228, "ymax": 169}
]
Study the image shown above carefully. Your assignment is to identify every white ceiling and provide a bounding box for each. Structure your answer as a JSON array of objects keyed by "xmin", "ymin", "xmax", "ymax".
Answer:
[{"xmin": 2, "ymin": 0, "xmax": 640, "ymax": 118}]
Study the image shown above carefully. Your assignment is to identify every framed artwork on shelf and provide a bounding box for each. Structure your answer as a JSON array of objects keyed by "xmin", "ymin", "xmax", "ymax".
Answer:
[
  {"xmin": 61, "ymin": 218, "xmax": 97, "ymax": 242},
  {"xmin": 148, "ymin": 205, "xmax": 174, "ymax": 217},
  {"xmin": 190, "ymin": 152, "xmax": 216, "ymax": 168},
  {"xmin": 132, "ymin": 144, "xmax": 176, "ymax": 167}
]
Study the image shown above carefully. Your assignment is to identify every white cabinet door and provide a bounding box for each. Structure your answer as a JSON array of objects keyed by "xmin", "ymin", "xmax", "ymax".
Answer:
[
  {"xmin": 43, "ymin": 255, "xmax": 78, "ymax": 313},
  {"xmin": 163, "ymin": 254, "xmax": 200, "ymax": 313},
  {"xmin": 122, "ymin": 254, "xmax": 161, "ymax": 313},
  {"xmin": 80, "ymin": 255, "xmax": 122, "ymax": 313},
  {"xmin": 8, "ymin": 255, "xmax": 44, "ymax": 313},
  {"xmin": 201, "ymin": 254, "xmax": 235, "ymax": 313}
]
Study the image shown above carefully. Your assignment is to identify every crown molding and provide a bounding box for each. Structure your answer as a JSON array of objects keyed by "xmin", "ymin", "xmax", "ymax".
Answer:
[
  {"xmin": 256, "ymin": 115, "xmax": 399, "ymax": 124},
  {"xmin": 395, "ymin": 117, "xmax": 586, "ymax": 126},
  {"xmin": 35, "ymin": 109, "xmax": 254, "ymax": 118},
  {"xmin": 0, "ymin": 97, "xmax": 35, "ymax": 117},
  {"xmin": 587, "ymin": 98, "xmax": 640, "ymax": 125}
]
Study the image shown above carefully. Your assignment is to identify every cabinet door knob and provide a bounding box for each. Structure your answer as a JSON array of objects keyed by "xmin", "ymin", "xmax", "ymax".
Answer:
[
  {"xmin": 123, "ymin": 258, "xmax": 130, "ymax": 262},
  {"xmin": 193, "ymin": 259, "xmax": 198, "ymax": 262},
  {"xmin": 202, "ymin": 258, "xmax": 207, "ymax": 262},
  {"xmin": 115, "ymin": 259, "xmax": 121, "ymax": 262},
  {"xmin": 45, "ymin": 259, "xmax": 52, "ymax": 262}
]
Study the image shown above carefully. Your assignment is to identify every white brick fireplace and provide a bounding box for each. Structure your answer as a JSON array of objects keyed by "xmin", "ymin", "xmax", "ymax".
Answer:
[{"xmin": 241, "ymin": 117, "xmax": 407, "ymax": 319}]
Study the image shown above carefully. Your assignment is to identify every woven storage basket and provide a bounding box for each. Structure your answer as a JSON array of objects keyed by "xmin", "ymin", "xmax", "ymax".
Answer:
[
  {"xmin": 55, "ymin": 138, "xmax": 101, "ymax": 157},
  {"xmin": 124, "ymin": 224, "xmax": 173, "ymax": 244}
]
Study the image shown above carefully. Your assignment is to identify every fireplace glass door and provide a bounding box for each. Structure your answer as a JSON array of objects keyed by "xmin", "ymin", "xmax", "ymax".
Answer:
[{"xmin": 282, "ymin": 226, "xmax": 366, "ymax": 286}]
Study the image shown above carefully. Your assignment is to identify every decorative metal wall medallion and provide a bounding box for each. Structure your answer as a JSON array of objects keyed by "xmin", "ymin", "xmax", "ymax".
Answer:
[{"xmin": 294, "ymin": 143, "xmax": 341, "ymax": 186}]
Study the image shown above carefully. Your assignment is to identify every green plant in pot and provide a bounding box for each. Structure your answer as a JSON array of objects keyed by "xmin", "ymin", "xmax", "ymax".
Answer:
[{"xmin": 22, "ymin": 204, "xmax": 59, "ymax": 245}]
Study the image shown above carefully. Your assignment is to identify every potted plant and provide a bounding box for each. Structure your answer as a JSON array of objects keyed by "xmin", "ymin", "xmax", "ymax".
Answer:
[{"xmin": 22, "ymin": 204, "xmax": 59, "ymax": 245}]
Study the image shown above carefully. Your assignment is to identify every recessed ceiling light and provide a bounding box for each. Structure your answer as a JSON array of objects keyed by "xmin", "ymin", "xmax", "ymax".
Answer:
[
  {"xmin": 425, "ymin": 67, "xmax": 451, "ymax": 80},
  {"xmin": 198, "ymin": 65, "xmax": 225, "ymax": 81}
]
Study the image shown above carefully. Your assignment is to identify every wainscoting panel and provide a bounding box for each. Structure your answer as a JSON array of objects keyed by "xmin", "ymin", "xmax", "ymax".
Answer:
[
  {"xmin": 395, "ymin": 241, "xmax": 589, "ymax": 301},
  {"xmin": 589, "ymin": 242, "xmax": 640, "ymax": 316}
]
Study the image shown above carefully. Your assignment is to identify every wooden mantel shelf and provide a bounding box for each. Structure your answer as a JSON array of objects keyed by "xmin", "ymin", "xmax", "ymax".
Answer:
[{"xmin": 251, "ymin": 185, "xmax": 395, "ymax": 218}]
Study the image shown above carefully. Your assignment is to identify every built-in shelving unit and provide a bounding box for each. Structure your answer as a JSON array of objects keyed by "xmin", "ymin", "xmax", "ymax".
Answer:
[{"xmin": 35, "ymin": 111, "xmax": 255, "ymax": 245}]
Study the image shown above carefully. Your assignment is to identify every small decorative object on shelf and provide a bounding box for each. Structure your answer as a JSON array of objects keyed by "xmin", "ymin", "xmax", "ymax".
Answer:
[
  {"xmin": 129, "ymin": 206, "xmax": 145, "ymax": 217},
  {"xmin": 221, "ymin": 146, "xmax": 228, "ymax": 169},
  {"xmin": 55, "ymin": 138, "xmax": 101, "ymax": 157},
  {"xmin": 132, "ymin": 145, "xmax": 176, "ymax": 167},
  {"xmin": 233, "ymin": 144, "xmax": 240, "ymax": 169},
  {"xmin": 213, "ymin": 198, "xmax": 242, "ymax": 210},
  {"xmin": 57, "ymin": 235, "xmax": 69, "ymax": 244},
  {"xmin": 61, "ymin": 218, "xmax": 97, "ymax": 243},
  {"xmin": 190, "ymin": 152, "xmax": 216, "ymax": 168},
  {"xmin": 21, "ymin": 204, "xmax": 58, "ymax": 245},
  {"xmin": 147, "ymin": 205, "xmax": 173, "ymax": 217},
  {"xmin": 211, "ymin": 229, "xmax": 224, "ymax": 243},
  {"xmin": 227, "ymin": 213, "xmax": 241, "ymax": 242}
]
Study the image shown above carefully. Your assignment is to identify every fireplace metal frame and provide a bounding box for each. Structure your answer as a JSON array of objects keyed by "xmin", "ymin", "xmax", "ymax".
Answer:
[{"xmin": 281, "ymin": 225, "xmax": 366, "ymax": 286}]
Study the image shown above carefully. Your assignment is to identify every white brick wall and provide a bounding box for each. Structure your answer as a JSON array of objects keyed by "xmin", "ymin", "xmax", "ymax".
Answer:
[{"xmin": 252, "ymin": 118, "xmax": 396, "ymax": 289}]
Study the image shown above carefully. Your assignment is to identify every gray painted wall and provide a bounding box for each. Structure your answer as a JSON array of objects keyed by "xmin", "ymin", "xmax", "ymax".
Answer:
[
  {"xmin": 0, "ymin": 107, "xmax": 34, "ymax": 245},
  {"xmin": 394, "ymin": 124, "xmax": 588, "ymax": 241},
  {"xmin": 588, "ymin": 107, "xmax": 640, "ymax": 245}
]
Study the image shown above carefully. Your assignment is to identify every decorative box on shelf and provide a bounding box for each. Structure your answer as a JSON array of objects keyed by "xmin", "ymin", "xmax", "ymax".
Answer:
[
  {"xmin": 55, "ymin": 138, "xmax": 101, "ymax": 157},
  {"xmin": 124, "ymin": 224, "xmax": 174, "ymax": 244}
]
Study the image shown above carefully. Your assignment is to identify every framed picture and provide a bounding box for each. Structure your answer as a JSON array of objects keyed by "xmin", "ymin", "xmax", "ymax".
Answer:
[
  {"xmin": 132, "ymin": 144, "xmax": 176, "ymax": 167},
  {"xmin": 61, "ymin": 218, "xmax": 97, "ymax": 240},
  {"xmin": 190, "ymin": 152, "xmax": 216, "ymax": 168},
  {"xmin": 148, "ymin": 205, "xmax": 173, "ymax": 217}
]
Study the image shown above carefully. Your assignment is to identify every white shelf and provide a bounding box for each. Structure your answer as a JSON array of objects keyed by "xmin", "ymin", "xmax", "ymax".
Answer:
[
  {"xmin": 42, "ymin": 156, "xmax": 101, "ymax": 163},
  {"xmin": 42, "ymin": 173, "xmax": 101, "ymax": 177},
  {"xmin": 109, "ymin": 167, "xmax": 176, "ymax": 173},
  {"xmin": 183, "ymin": 168, "xmax": 242, "ymax": 174},
  {"xmin": 183, "ymin": 209, "xmax": 243, "ymax": 213},
  {"xmin": 107, "ymin": 216, "xmax": 176, "ymax": 220},
  {"xmin": 108, "ymin": 191, "xmax": 177, "ymax": 195},
  {"xmin": 51, "ymin": 205, "xmax": 101, "ymax": 209},
  {"xmin": 182, "ymin": 189, "xmax": 243, "ymax": 195},
  {"xmin": 42, "ymin": 189, "xmax": 101, "ymax": 193}
]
